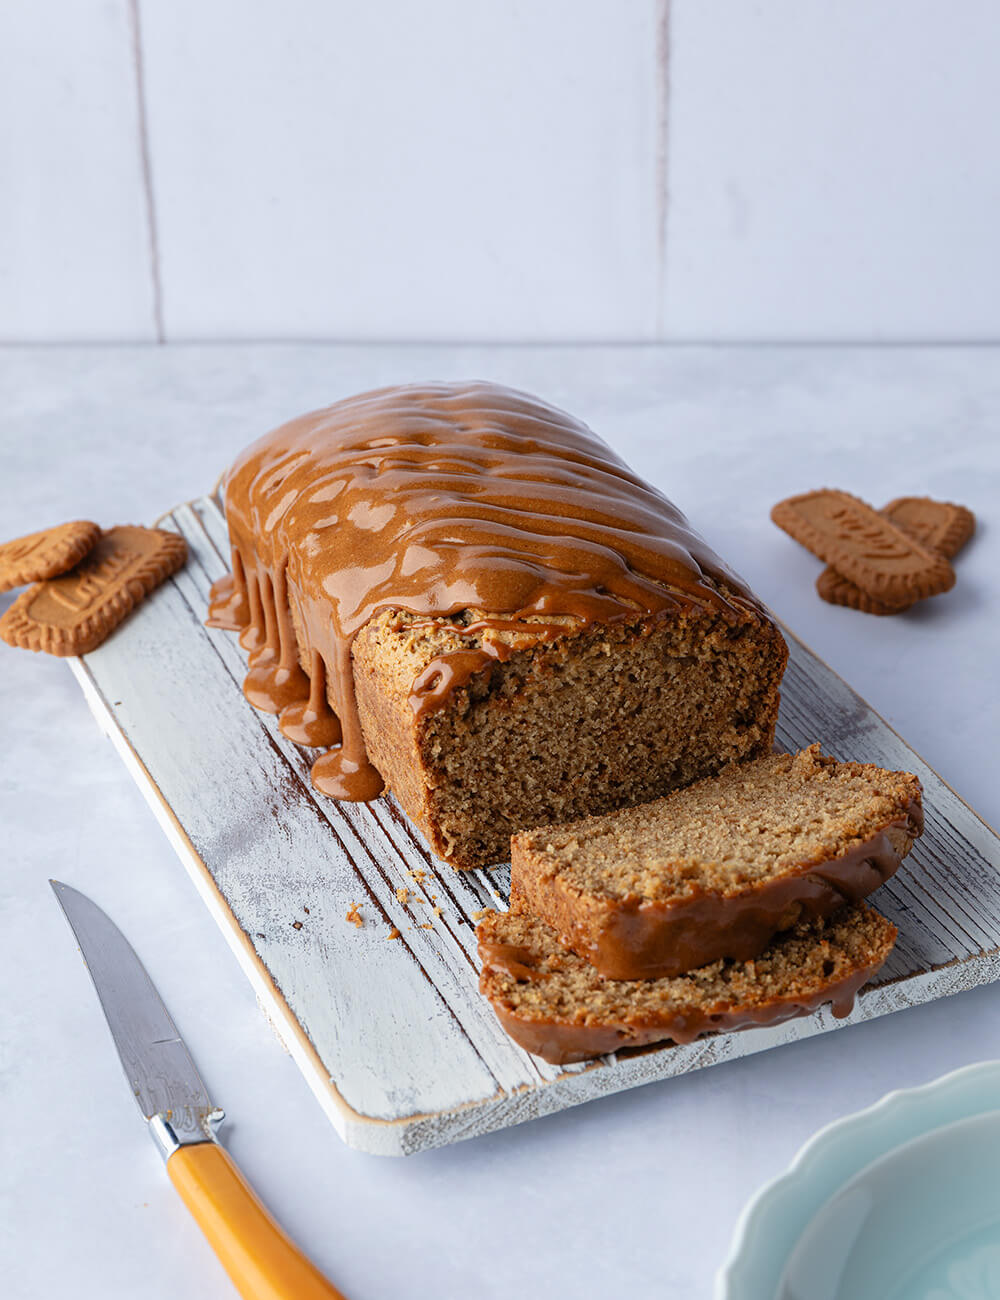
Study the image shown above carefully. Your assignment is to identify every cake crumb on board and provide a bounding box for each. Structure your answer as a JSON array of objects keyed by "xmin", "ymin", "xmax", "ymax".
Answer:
[{"xmin": 346, "ymin": 903, "xmax": 363, "ymax": 928}]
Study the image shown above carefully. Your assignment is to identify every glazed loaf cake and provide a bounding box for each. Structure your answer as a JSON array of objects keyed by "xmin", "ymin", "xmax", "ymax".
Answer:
[
  {"xmin": 208, "ymin": 382, "xmax": 788, "ymax": 868},
  {"xmin": 511, "ymin": 746, "xmax": 922, "ymax": 979},
  {"xmin": 477, "ymin": 902, "xmax": 898, "ymax": 1065}
]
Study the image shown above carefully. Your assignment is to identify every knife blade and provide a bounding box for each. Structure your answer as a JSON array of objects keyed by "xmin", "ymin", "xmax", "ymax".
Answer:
[{"xmin": 51, "ymin": 879, "xmax": 347, "ymax": 1300}]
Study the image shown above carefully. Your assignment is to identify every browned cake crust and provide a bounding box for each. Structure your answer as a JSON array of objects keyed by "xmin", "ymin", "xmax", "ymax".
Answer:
[
  {"xmin": 511, "ymin": 746, "xmax": 921, "ymax": 977},
  {"xmin": 477, "ymin": 902, "xmax": 897, "ymax": 1065}
]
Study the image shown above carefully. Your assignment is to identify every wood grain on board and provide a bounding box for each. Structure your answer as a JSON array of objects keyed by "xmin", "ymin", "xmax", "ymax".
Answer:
[{"xmin": 66, "ymin": 496, "xmax": 1000, "ymax": 1155}]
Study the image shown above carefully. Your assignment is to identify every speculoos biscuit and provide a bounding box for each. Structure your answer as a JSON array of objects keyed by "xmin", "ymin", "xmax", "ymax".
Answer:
[
  {"xmin": 771, "ymin": 489, "xmax": 956, "ymax": 605},
  {"xmin": 817, "ymin": 497, "xmax": 975, "ymax": 614},
  {"xmin": 0, "ymin": 520, "xmax": 101, "ymax": 592},
  {"xmin": 0, "ymin": 525, "xmax": 187, "ymax": 657}
]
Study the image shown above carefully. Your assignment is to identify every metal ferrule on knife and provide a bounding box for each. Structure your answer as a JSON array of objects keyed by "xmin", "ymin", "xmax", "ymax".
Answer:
[{"xmin": 148, "ymin": 1105, "xmax": 226, "ymax": 1162}]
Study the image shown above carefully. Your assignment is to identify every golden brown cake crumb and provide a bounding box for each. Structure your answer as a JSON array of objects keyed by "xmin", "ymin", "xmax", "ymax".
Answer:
[
  {"xmin": 395, "ymin": 887, "xmax": 410, "ymax": 905},
  {"xmin": 386, "ymin": 926, "xmax": 401, "ymax": 941},
  {"xmin": 346, "ymin": 903, "xmax": 363, "ymax": 928},
  {"xmin": 354, "ymin": 594, "xmax": 787, "ymax": 868}
]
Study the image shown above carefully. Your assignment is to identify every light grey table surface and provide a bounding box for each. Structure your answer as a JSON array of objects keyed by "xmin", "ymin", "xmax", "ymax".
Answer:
[{"xmin": 2, "ymin": 344, "xmax": 998, "ymax": 1300}]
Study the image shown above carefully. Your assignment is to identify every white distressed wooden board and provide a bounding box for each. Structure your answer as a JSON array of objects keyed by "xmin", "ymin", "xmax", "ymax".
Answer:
[{"xmin": 67, "ymin": 496, "xmax": 1000, "ymax": 1156}]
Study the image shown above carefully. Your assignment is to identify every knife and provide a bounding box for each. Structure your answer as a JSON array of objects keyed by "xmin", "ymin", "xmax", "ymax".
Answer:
[{"xmin": 51, "ymin": 879, "xmax": 346, "ymax": 1300}]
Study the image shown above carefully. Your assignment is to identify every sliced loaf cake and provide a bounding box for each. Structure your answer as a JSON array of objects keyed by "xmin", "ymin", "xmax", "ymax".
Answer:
[
  {"xmin": 511, "ymin": 746, "xmax": 921, "ymax": 979},
  {"xmin": 213, "ymin": 381, "xmax": 788, "ymax": 867},
  {"xmin": 477, "ymin": 902, "xmax": 897, "ymax": 1065}
]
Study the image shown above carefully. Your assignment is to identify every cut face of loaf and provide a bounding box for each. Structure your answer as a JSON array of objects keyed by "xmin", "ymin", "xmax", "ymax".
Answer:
[
  {"xmin": 511, "ymin": 746, "xmax": 921, "ymax": 978},
  {"xmin": 477, "ymin": 902, "xmax": 897, "ymax": 1065},
  {"xmin": 352, "ymin": 597, "xmax": 787, "ymax": 868}
]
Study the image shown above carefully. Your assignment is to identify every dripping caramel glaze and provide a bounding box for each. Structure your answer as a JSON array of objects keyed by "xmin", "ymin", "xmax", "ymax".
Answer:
[{"xmin": 207, "ymin": 381, "xmax": 769, "ymax": 803}]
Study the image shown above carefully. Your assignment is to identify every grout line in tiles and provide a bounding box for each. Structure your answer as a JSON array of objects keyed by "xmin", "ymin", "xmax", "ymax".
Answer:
[
  {"xmin": 655, "ymin": 0, "xmax": 671, "ymax": 340},
  {"xmin": 5, "ymin": 338, "xmax": 1000, "ymax": 351},
  {"xmin": 127, "ymin": 0, "xmax": 165, "ymax": 344}
]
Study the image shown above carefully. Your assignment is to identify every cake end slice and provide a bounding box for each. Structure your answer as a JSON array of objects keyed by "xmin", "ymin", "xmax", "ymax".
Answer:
[{"xmin": 477, "ymin": 902, "xmax": 897, "ymax": 1065}]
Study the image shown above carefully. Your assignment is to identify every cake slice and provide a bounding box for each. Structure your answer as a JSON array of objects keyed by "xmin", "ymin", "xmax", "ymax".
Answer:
[
  {"xmin": 511, "ymin": 746, "xmax": 921, "ymax": 979},
  {"xmin": 477, "ymin": 902, "xmax": 897, "ymax": 1065}
]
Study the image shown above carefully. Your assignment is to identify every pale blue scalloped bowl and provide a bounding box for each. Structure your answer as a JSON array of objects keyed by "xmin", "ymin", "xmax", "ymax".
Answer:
[{"xmin": 717, "ymin": 1060, "xmax": 1000, "ymax": 1299}]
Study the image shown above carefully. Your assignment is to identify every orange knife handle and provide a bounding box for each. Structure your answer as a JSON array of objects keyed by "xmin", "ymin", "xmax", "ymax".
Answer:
[{"xmin": 167, "ymin": 1141, "xmax": 347, "ymax": 1300}]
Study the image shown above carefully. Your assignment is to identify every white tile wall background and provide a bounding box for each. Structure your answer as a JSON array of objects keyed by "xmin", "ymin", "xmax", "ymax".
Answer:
[{"xmin": 2, "ymin": 0, "xmax": 999, "ymax": 344}]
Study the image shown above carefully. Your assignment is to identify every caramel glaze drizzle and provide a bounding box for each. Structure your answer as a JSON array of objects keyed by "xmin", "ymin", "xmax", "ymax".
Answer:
[{"xmin": 207, "ymin": 381, "xmax": 772, "ymax": 803}]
